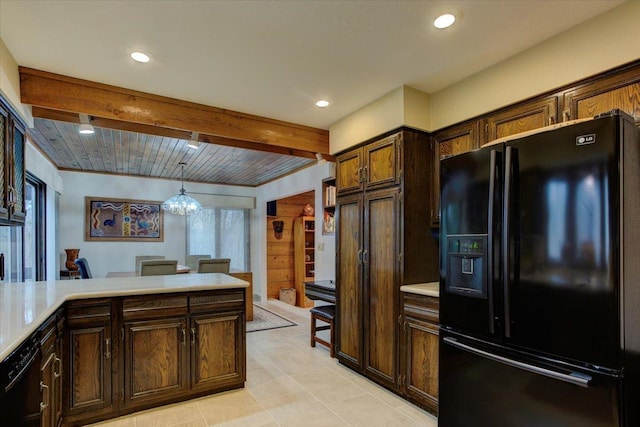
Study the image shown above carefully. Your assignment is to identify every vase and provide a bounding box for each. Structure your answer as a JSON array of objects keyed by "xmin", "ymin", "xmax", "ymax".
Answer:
[{"xmin": 65, "ymin": 248, "xmax": 80, "ymax": 271}]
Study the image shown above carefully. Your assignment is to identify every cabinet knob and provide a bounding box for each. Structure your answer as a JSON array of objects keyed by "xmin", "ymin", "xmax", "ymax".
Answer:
[{"xmin": 191, "ymin": 328, "xmax": 196, "ymax": 345}]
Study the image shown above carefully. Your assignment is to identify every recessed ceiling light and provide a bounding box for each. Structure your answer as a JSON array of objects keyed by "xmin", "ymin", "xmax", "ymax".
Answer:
[
  {"xmin": 130, "ymin": 51, "xmax": 150, "ymax": 63},
  {"xmin": 434, "ymin": 13, "xmax": 456, "ymax": 29},
  {"xmin": 316, "ymin": 100, "xmax": 330, "ymax": 108}
]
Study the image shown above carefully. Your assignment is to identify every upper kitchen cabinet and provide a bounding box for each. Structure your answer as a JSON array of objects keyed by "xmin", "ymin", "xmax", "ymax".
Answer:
[
  {"xmin": 481, "ymin": 96, "xmax": 558, "ymax": 144},
  {"xmin": 0, "ymin": 96, "xmax": 26, "ymax": 226},
  {"xmin": 336, "ymin": 133, "xmax": 400, "ymax": 195},
  {"xmin": 562, "ymin": 65, "xmax": 640, "ymax": 125},
  {"xmin": 430, "ymin": 121, "xmax": 480, "ymax": 227}
]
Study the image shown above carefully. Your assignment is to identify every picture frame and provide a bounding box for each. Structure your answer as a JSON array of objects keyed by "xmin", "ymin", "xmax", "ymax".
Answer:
[{"xmin": 85, "ymin": 196, "xmax": 164, "ymax": 241}]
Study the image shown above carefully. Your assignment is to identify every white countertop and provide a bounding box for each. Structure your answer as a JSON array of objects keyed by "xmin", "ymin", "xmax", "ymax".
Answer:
[
  {"xmin": 400, "ymin": 282, "xmax": 440, "ymax": 297},
  {"xmin": 0, "ymin": 273, "xmax": 249, "ymax": 362}
]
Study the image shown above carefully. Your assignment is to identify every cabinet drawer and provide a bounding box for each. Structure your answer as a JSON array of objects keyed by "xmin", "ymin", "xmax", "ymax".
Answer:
[
  {"xmin": 67, "ymin": 300, "xmax": 112, "ymax": 324},
  {"xmin": 403, "ymin": 294, "xmax": 439, "ymax": 324},
  {"xmin": 123, "ymin": 295, "xmax": 188, "ymax": 320},
  {"xmin": 189, "ymin": 290, "xmax": 244, "ymax": 313}
]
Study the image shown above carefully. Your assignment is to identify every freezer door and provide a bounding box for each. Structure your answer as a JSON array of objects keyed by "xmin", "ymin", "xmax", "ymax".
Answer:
[
  {"xmin": 503, "ymin": 116, "xmax": 621, "ymax": 368},
  {"xmin": 440, "ymin": 147, "xmax": 502, "ymax": 339},
  {"xmin": 439, "ymin": 331, "xmax": 621, "ymax": 427}
]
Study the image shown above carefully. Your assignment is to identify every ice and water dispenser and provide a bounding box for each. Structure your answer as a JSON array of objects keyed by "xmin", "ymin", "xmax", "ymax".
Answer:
[{"xmin": 446, "ymin": 235, "xmax": 487, "ymax": 298}]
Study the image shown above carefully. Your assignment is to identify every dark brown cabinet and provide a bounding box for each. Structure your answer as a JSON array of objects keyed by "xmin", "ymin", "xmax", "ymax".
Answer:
[
  {"xmin": 0, "ymin": 96, "xmax": 27, "ymax": 226},
  {"xmin": 562, "ymin": 65, "xmax": 640, "ymax": 125},
  {"xmin": 336, "ymin": 133, "xmax": 400, "ymax": 196},
  {"xmin": 63, "ymin": 299, "xmax": 115, "ymax": 425},
  {"xmin": 336, "ymin": 129, "xmax": 439, "ymax": 392},
  {"xmin": 482, "ymin": 96, "xmax": 558, "ymax": 143},
  {"xmin": 122, "ymin": 291, "xmax": 245, "ymax": 412},
  {"xmin": 401, "ymin": 292, "xmax": 439, "ymax": 415},
  {"xmin": 39, "ymin": 311, "xmax": 64, "ymax": 427}
]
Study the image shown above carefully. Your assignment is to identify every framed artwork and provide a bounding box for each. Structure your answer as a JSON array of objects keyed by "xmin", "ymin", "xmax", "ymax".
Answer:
[{"xmin": 85, "ymin": 197, "xmax": 164, "ymax": 241}]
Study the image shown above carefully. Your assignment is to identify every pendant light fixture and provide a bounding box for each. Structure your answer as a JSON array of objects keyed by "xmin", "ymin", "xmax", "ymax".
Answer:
[{"xmin": 162, "ymin": 162, "xmax": 202, "ymax": 215}]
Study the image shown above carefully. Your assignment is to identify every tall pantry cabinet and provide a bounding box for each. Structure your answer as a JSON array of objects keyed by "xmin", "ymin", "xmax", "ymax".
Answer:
[{"xmin": 335, "ymin": 128, "xmax": 439, "ymax": 391}]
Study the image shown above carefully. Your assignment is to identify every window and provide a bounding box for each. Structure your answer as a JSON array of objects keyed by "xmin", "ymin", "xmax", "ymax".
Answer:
[
  {"xmin": 187, "ymin": 208, "xmax": 250, "ymax": 271},
  {"xmin": 24, "ymin": 173, "xmax": 46, "ymax": 281}
]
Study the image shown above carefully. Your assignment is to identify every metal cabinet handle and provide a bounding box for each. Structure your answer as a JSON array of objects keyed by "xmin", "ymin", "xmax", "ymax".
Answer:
[
  {"xmin": 54, "ymin": 356, "xmax": 62, "ymax": 379},
  {"xmin": 358, "ymin": 249, "xmax": 363, "ymax": 264},
  {"xmin": 362, "ymin": 166, "xmax": 368, "ymax": 184},
  {"xmin": 358, "ymin": 167, "xmax": 363, "ymax": 183},
  {"xmin": 181, "ymin": 328, "xmax": 187, "ymax": 346},
  {"xmin": 104, "ymin": 338, "xmax": 111, "ymax": 359},
  {"xmin": 39, "ymin": 381, "xmax": 49, "ymax": 412},
  {"xmin": 191, "ymin": 328, "xmax": 196, "ymax": 345},
  {"xmin": 362, "ymin": 250, "xmax": 368, "ymax": 264}
]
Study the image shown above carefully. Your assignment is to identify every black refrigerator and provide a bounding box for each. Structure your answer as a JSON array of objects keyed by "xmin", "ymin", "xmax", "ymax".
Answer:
[{"xmin": 439, "ymin": 110, "xmax": 640, "ymax": 427}]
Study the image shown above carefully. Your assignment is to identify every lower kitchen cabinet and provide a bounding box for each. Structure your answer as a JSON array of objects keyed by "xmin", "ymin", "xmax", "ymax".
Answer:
[
  {"xmin": 121, "ymin": 290, "xmax": 246, "ymax": 414},
  {"xmin": 123, "ymin": 316, "xmax": 190, "ymax": 407},
  {"xmin": 401, "ymin": 292, "xmax": 439, "ymax": 415},
  {"xmin": 63, "ymin": 299, "xmax": 115, "ymax": 425}
]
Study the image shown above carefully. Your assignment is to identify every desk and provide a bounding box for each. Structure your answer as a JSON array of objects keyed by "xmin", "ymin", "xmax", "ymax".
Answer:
[
  {"xmin": 106, "ymin": 270, "xmax": 254, "ymax": 321},
  {"xmin": 304, "ymin": 280, "xmax": 335, "ymax": 304}
]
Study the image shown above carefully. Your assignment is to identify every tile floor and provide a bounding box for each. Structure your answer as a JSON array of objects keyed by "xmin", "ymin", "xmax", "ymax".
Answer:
[{"xmin": 89, "ymin": 299, "xmax": 438, "ymax": 427}]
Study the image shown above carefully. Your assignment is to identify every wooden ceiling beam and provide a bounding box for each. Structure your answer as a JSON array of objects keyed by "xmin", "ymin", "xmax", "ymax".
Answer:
[
  {"xmin": 20, "ymin": 67, "xmax": 330, "ymax": 157},
  {"xmin": 30, "ymin": 107, "xmax": 334, "ymax": 160}
]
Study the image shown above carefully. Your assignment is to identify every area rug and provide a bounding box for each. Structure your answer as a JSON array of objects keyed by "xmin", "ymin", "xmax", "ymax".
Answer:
[{"xmin": 247, "ymin": 305, "xmax": 297, "ymax": 332}]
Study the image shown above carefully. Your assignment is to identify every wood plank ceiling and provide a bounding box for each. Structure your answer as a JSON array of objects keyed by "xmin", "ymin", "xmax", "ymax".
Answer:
[{"xmin": 29, "ymin": 118, "xmax": 315, "ymax": 186}]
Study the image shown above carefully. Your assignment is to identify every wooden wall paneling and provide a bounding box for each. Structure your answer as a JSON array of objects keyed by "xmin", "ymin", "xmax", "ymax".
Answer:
[{"xmin": 265, "ymin": 191, "xmax": 314, "ymax": 301}]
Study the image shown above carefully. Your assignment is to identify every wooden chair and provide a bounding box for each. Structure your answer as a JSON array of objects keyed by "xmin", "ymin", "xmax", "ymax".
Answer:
[
  {"xmin": 310, "ymin": 304, "xmax": 335, "ymax": 357},
  {"xmin": 140, "ymin": 259, "xmax": 178, "ymax": 276},
  {"xmin": 135, "ymin": 255, "xmax": 165, "ymax": 273},
  {"xmin": 185, "ymin": 254, "xmax": 210, "ymax": 271},
  {"xmin": 197, "ymin": 258, "xmax": 230, "ymax": 273},
  {"xmin": 74, "ymin": 258, "xmax": 93, "ymax": 279}
]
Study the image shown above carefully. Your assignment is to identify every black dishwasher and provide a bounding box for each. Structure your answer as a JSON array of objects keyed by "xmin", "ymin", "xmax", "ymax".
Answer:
[{"xmin": 0, "ymin": 333, "xmax": 41, "ymax": 426}]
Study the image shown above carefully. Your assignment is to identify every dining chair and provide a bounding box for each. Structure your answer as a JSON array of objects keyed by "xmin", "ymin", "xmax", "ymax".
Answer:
[
  {"xmin": 140, "ymin": 259, "xmax": 178, "ymax": 276},
  {"xmin": 197, "ymin": 258, "xmax": 230, "ymax": 273},
  {"xmin": 74, "ymin": 258, "xmax": 93, "ymax": 279},
  {"xmin": 185, "ymin": 254, "xmax": 211, "ymax": 271},
  {"xmin": 135, "ymin": 255, "xmax": 166, "ymax": 273}
]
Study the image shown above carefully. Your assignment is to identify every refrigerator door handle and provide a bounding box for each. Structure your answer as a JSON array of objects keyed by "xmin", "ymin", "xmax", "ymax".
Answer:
[
  {"xmin": 503, "ymin": 146, "xmax": 513, "ymax": 338},
  {"xmin": 443, "ymin": 337, "xmax": 592, "ymax": 388},
  {"xmin": 487, "ymin": 150, "xmax": 498, "ymax": 334}
]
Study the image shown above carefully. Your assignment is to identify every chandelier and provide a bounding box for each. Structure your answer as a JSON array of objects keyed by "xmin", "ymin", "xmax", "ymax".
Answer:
[{"xmin": 162, "ymin": 162, "xmax": 202, "ymax": 215}]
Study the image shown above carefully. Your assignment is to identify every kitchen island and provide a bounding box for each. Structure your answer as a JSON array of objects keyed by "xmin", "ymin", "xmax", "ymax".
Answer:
[{"xmin": 0, "ymin": 273, "xmax": 249, "ymax": 426}]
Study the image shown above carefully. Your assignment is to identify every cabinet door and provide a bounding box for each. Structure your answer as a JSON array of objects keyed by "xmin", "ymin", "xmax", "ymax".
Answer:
[
  {"xmin": 483, "ymin": 97, "xmax": 558, "ymax": 143},
  {"xmin": 123, "ymin": 317, "xmax": 189, "ymax": 407},
  {"xmin": 363, "ymin": 133, "xmax": 400, "ymax": 191},
  {"xmin": 336, "ymin": 193, "xmax": 363, "ymax": 369},
  {"xmin": 40, "ymin": 352, "xmax": 57, "ymax": 427},
  {"xmin": 363, "ymin": 186, "xmax": 400, "ymax": 389},
  {"xmin": 430, "ymin": 121, "xmax": 480, "ymax": 227},
  {"xmin": 66, "ymin": 322, "xmax": 113, "ymax": 415},
  {"xmin": 336, "ymin": 149, "xmax": 363, "ymax": 195},
  {"xmin": 563, "ymin": 66, "xmax": 640, "ymax": 125},
  {"xmin": 9, "ymin": 120, "xmax": 26, "ymax": 225},
  {"xmin": 0, "ymin": 105, "xmax": 8, "ymax": 222},
  {"xmin": 405, "ymin": 316, "xmax": 439, "ymax": 414},
  {"xmin": 190, "ymin": 311, "xmax": 245, "ymax": 392}
]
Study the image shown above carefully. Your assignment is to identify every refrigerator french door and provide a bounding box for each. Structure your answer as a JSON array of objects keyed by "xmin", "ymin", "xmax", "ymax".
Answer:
[{"xmin": 439, "ymin": 111, "xmax": 640, "ymax": 426}]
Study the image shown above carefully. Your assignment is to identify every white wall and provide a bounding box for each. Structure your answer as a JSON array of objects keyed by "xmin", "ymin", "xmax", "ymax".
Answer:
[
  {"xmin": 0, "ymin": 38, "xmax": 32, "ymax": 126},
  {"xmin": 58, "ymin": 171, "xmax": 256, "ymax": 279},
  {"xmin": 252, "ymin": 161, "xmax": 336, "ymax": 302},
  {"xmin": 26, "ymin": 140, "xmax": 63, "ymax": 280}
]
